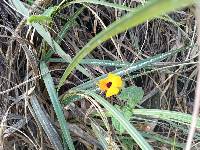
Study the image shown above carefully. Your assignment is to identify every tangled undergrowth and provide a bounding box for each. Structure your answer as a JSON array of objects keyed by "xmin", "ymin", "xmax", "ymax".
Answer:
[{"xmin": 0, "ymin": 0, "xmax": 199, "ymax": 149}]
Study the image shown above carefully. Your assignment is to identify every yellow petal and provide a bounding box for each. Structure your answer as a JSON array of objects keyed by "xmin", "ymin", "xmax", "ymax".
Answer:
[
  {"xmin": 106, "ymin": 87, "xmax": 119, "ymax": 97},
  {"xmin": 108, "ymin": 73, "xmax": 122, "ymax": 88},
  {"xmin": 108, "ymin": 73, "xmax": 115, "ymax": 79}
]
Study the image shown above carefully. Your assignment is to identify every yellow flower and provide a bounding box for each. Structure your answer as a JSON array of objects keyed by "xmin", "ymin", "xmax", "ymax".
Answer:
[{"xmin": 98, "ymin": 73, "xmax": 122, "ymax": 97}]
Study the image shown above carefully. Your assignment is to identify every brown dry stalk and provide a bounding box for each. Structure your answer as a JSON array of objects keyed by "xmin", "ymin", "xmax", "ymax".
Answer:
[{"xmin": 185, "ymin": 3, "xmax": 200, "ymax": 150}]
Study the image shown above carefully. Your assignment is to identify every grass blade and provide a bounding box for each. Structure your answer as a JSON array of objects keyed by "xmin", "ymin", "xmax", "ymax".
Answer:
[
  {"xmin": 55, "ymin": 6, "xmax": 85, "ymax": 43},
  {"xmin": 30, "ymin": 95, "xmax": 63, "ymax": 150},
  {"xmin": 84, "ymin": 91, "xmax": 153, "ymax": 150},
  {"xmin": 40, "ymin": 61, "xmax": 75, "ymax": 150},
  {"xmin": 10, "ymin": 0, "xmax": 29, "ymax": 17},
  {"xmin": 48, "ymin": 58, "xmax": 130, "ymax": 67},
  {"xmin": 58, "ymin": 0, "xmax": 197, "ymax": 90},
  {"xmin": 133, "ymin": 109, "xmax": 200, "ymax": 128},
  {"xmin": 141, "ymin": 132, "xmax": 184, "ymax": 148},
  {"xmin": 59, "ymin": 0, "xmax": 134, "ymax": 12},
  {"xmin": 91, "ymin": 122, "xmax": 108, "ymax": 149}
]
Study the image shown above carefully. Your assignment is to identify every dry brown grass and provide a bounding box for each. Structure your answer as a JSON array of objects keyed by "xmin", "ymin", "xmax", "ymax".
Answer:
[{"xmin": 0, "ymin": 0, "xmax": 199, "ymax": 149}]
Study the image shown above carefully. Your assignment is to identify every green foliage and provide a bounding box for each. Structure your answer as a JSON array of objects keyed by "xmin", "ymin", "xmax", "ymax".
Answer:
[
  {"xmin": 11, "ymin": 0, "xmax": 29, "ymax": 16},
  {"xmin": 27, "ymin": 0, "xmax": 34, "ymax": 5},
  {"xmin": 44, "ymin": 6, "xmax": 84, "ymax": 60},
  {"xmin": 43, "ymin": 6, "xmax": 56, "ymax": 16}
]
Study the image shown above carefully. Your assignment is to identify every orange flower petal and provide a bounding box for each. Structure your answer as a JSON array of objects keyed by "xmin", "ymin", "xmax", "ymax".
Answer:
[{"xmin": 98, "ymin": 78, "xmax": 109, "ymax": 91}]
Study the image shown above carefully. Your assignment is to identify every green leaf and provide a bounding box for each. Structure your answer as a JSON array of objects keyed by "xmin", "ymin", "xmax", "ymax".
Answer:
[
  {"xmin": 112, "ymin": 117, "xmax": 126, "ymax": 134},
  {"xmin": 58, "ymin": 0, "xmax": 197, "ymax": 90},
  {"xmin": 55, "ymin": 6, "xmax": 84, "ymax": 43},
  {"xmin": 118, "ymin": 86, "xmax": 144, "ymax": 108},
  {"xmin": 43, "ymin": 6, "xmax": 56, "ymax": 17},
  {"xmin": 84, "ymin": 91, "xmax": 153, "ymax": 150},
  {"xmin": 27, "ymin": 0, "xmax": 34, "ymax": 5},
  {"xmin": 121, "ymin": 138, "xmax": 134, "ymax": 150},
  {"xmin": 40, "ymin": 61, "xmax": 75, "ymax": 150},
  {"xmin": 112, "ymin": 105, "xmax": 133, "ymax": 134},
  {"xmin": 59, "ymin": 0, "xmax": 134, "ymax": 12},
  {"xmin": 112, "ymin": 105, "xmax": 125, "ymax": 134},
  {"xmin": 27, "ymin": 6, "xmax": 55, "ymax": 25},
  {"xmin": 48, "ymin": 58, "xmax": 129, "ymax": 67},
  {"xmin": 123, "ymin": 106, "xmax": 134, "ymax": 119},
  {"xmin": 45, "ymin": 6, "xmax": 84, "ymax": 60}
]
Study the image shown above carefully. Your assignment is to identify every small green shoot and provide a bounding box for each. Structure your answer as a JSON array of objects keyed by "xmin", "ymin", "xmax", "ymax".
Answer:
[{"xmin": 27, "ymin": 15, "xmax": 52, "ymax": 25}]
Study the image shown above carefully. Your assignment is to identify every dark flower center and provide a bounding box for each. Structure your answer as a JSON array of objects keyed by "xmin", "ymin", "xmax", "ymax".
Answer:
[{"xmin": 106, "ymin": 82, "xmax": 112, "ymax": 88}]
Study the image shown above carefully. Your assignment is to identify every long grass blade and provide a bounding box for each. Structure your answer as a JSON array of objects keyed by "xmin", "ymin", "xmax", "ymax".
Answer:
[
  {"xmin": 59, "ymin": 0, "xmax": 134, "ymax": 12},
  {"xmin": 40, "ymin": 61, "xmax": 75, "ymax": 150},
  {"xmin": 10, "ymin": 0, "xmax": 29, "ymax": 17},
  {"xmin": 133, "ymin": 109, "xmax": 200, "ymax": 128},
  {"xmin": 48, "ymin": 58, "xmax": 130, "ymax": 67},
  {"xmin": 30, "ymin": 95, "xmax": 63, "ymax": 150}
]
